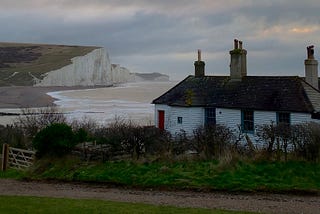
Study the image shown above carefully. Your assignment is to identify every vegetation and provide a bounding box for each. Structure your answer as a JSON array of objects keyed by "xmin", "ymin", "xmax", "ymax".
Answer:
[
  {"xmin": 32, "ymin": 123, "xmax": 77, "ymax": 158},
  {"xmin": 255, "ymin": 122, "xmax": 320, "ymax": 162},
  {"xmin": 0, "ymin": 196, "xmax": 248, "ymax": 214},
  {"xmin": 1, "ymin": 107, "xmax": 320, "ymax": 193},
  {"xmin": 22, "ymin": 157, "xmax": 319, "ymax": 193}
]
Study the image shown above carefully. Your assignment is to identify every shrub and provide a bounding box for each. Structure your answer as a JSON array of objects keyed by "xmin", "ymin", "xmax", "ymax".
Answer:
[
  {"xmin": 0, "ymin": 124, "xmax": 29, "ymax": 151},
  {"xmin": 192, "ymin": 125, "xmax": 234, "ymax": 159},
  {"xmin": 93, "ymin": 120, "xmax": 171, "ymax": 160},
  {"xmin": 15, "ymin": 107, "xmax": 66, "ymax": 140},
  {"xmin": 256, "ymin": 122, "xmax": 320, "ymax": 162},
  {"xmin": 32, "ymin": 123, "xmax": 76, "ymax": 158},
  {"xmin": 291, "ymin": 123, "xmax": 320, "ymax": 162}
]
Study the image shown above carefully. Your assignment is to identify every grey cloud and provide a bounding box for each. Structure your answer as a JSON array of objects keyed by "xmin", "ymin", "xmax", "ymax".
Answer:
[{"xmin": 0, "ymin": 1, "xmax": 319, "ymax": 80}]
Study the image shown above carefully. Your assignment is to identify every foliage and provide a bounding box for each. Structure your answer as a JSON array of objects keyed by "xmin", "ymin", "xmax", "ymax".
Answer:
[
  {"xmin": 32, "ymin": 123, "xmax": 76, "ymax": 158},
  {"xmin": 0, "ymin": 196, "xmax": 240, "ymax": 214},
  {"xmin": 29, "ymin": 156, "xmax": 320, "ymax": 193},
  {"xmin": 256, "ymin": 122, "xmax": 320, "ymax": 162},
  {"xmin": 93, "ymin": 120, "xmax": 171, "ymax": 160},
  {"xmin": 192, "ymin": 125, "xmax": 235, "ymax": 159},
  {"xmin": 0, "ymin": 124, "xmax": 29, "ymax": 151},
  {"xmin": 291, "ymin": 123, "xmax": 320, "ymax": 161},
  {"xmin": 15, "ymin": 107, "xmax": 66, "ymax": 141},
  {"xmin": 0, "ymin": 169, "xmax": 25, "ymax": 179},
  {"xmin": 70, "ymin": 117, "xmax": 99, "ymax": 141}
]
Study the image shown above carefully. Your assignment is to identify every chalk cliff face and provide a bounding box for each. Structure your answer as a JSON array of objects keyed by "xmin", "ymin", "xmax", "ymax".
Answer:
[
  {"xmin": 36, "ymin": 48, "xmax": 114, "ymax": 86},
  {"xmin": 111, "ymin": 64, "xmax": 131, "ymax": 84},
  {"xmin": 34, "ymin": 47, "xmax": 169, "ymax": 86}
]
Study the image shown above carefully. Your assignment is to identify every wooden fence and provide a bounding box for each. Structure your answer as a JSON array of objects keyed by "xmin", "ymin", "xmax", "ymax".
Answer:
[{"xmin": 1, "ymin": 144, "xmax": 35, "ymax": 171}]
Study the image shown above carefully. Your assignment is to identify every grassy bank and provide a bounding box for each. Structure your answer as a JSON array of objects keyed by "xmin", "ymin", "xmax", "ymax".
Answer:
[
  {"xmin": 0, "ymin": 196, "xmax": 250, "ymax": 214},
  {"xmin": 5, "ymin": 157, "xmax": 316, "ymax": 193}
]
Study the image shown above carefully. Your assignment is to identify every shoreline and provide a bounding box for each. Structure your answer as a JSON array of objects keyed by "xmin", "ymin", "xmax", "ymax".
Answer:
[
  {"xmin": 0, "ymin": 81, "xmax": 176, "ymax": 126},
  {"xmin": 0, "ymin": 85, "xmax": 111, "ymax": 109}
]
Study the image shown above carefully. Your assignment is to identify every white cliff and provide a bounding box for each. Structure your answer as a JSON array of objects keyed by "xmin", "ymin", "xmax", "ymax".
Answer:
[
  {"xmin": 34, "ymin": 47, "xmax": 169, "ymax": 86},
  {"xmin": 36, "ymin": 48, "xmax": 113, "ymax": 86},
  {"xmin": 111, "ymin": 64, "xmax": 131, "ymax": 84}
]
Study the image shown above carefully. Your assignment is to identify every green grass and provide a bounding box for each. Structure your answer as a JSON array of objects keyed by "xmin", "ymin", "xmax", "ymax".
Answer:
[
  {"xmin": 0, "ymin": 168, "xmax": 25, "ymax": 179},
  {"xmin": 0, "ymin": 195, "xmax": 251, "ymax": 214},
  {"xmin": 23, "ymin": 157, "xmax": 320, "ymax": 193}
]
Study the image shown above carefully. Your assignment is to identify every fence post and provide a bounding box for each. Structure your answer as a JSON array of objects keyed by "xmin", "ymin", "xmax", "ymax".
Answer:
[{"xmin": 1, "ymin": 144, "xmax": 9, "ymax": 171}]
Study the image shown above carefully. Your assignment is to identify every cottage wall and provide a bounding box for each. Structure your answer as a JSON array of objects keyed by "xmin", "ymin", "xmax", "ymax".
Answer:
[
  {"xmin": 154, "ymin": 105, "xmax": 203, "ymax": 135},
  {"xmin": 155, "ymin": 104, "xmax": 320, "ymax": 138},
  {"xmin": 216, "ymin": 108, "xmax": 240, "ymax": 131}
]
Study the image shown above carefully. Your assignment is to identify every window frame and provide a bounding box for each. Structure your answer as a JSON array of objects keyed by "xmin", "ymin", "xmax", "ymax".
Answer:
[
  {"xmin": 241, "ymin": 110, "xmax": 254, "ymax": 133},
  {"xmin": 276, "ymin": 112, "xmax": 290, "ymax": 125},
  {"xmin": 204, "ymin": 107, "xmax": 216, "ymax": 126}
]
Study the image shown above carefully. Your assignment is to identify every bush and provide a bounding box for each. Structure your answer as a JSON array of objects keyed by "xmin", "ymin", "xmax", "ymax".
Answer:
[
  {"xmin": 192, "ymin": 125, "xmax": 235, "ymax": 159},
  {"xmin": 93, "ymin": 120, "xmax": 171, "ymax": 160},
  {"xmin": 32, "ymin": 123, "xmax": 76, "ymax": 158},
  {"xmin": 291, "ymin": 123, "xmax": 320, "ymax": 162},
  {"xmin": 256, "ymin": 122, "xmax": 320, "ymax": 162},
  {"xmin": 15, "ymin": 107, "xmax": 66, "ymax": 140},
  {"xmin": 0, "ymin": 124, "xmax": 29, "ymax": 151}
]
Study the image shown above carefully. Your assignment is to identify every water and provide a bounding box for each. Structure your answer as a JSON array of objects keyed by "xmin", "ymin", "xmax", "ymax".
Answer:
[{"xmin": 47, "ymin": 81, "xmax": 176, "ymax": 126}]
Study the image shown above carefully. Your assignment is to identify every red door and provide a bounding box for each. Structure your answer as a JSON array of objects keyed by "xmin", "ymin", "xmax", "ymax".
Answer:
[{"xmin": 158, "ymin": 110, "xmax": 165, "ymax": 130}]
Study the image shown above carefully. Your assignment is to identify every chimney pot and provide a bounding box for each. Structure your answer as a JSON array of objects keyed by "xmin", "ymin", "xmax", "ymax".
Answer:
[
  {"xmin": 194, "ymin": 49, "xmax": 205, "ymax": 77},
  {"xmin": 198, "ymin": 49, "xmax": 201, "ymax": 61},
  {"xmin": 234, "ymin": 39, "xmax": 238, "ymax": 49},
  {"xmin": 307, "ymin": 45, "xmax": 315, "ymax": 59}
]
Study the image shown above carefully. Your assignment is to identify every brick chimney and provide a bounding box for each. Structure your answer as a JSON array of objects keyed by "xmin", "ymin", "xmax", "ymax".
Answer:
[
  {"xmin": 305, "ymin": 45, "xmax": 318, "ymax": 89},
  {"xmin": 230, "ymin": 39, "xmax": 247, "ymax": 80},
  {"xmin": 194, "ymin": 49, "xmax": 205, "ymax": 77}
]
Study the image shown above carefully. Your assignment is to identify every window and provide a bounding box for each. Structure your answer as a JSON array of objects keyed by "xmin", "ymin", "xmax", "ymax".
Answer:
[
  {"xmin": 277, "ymin": 112, "xmax": 290, "ymax": 125},
  {"xmin": 177, "ymin": 117, "xmax": 183, "ymax": 124},
  {"xmin": 205, "ymin": 108, "xmax": 216, "ymax": 126},
  {"xmin": 241, "ymin": 110, "xmax": 254, "ymax": 133}
]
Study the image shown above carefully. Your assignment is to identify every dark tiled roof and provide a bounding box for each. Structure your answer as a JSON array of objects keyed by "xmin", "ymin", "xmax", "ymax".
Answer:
[{"xmin": 152, "ymin": 75, "xmax": 318, "ymax": 113}]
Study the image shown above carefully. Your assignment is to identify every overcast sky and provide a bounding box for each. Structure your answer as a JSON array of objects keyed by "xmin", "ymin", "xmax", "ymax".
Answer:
[{"xmin": 1, "ymin": 0, "xmax": 319, "ymax": 80}]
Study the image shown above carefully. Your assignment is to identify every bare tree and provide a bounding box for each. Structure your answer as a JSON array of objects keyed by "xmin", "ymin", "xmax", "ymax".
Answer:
[{"xmin": 15, "ymin": 106, "xmax": 66, "ymax": 140}]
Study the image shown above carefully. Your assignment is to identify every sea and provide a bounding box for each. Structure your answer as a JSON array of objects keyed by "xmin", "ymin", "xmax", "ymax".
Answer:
[{"xmin": 0, "ymin": 81, "xmax": 176, "ymax": 126}]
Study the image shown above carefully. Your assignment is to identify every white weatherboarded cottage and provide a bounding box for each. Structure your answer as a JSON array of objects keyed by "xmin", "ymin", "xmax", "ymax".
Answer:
[{"xmin": 152, "ymin": 40, "xmax": 320, "ymax": 139}]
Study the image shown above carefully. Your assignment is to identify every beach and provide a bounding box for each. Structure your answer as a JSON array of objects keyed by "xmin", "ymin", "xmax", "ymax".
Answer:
[{"xmin": 0, "ymin": 82, "xmax": 176, "ymax": 125}]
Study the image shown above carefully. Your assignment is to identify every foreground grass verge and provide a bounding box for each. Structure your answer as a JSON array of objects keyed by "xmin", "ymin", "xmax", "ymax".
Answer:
[
  {"xmin": 0, "ymin": 195, "xmax": 251, "ymax": 214},
  {"xmin": 2, "ymin": 157, "xmax": 319, "ymax": 193}
]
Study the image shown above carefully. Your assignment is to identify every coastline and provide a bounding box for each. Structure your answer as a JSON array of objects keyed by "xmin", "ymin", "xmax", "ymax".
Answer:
[
  {"xmin": 0, "ymin": 85, "xmax": 110, "ymax": 109},
  {"xmin": 0, "ymin": 82, "xmax": 176, "ymax": 126}
]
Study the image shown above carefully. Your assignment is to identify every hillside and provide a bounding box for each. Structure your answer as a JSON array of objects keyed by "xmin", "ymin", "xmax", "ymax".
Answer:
[
  {"xmin": 132, "ymin": 72, "xmax": 169, "ymax": 81},
  {"xmin": 0, "ymin": 43, "xmax": 98, "ymax": 86}
]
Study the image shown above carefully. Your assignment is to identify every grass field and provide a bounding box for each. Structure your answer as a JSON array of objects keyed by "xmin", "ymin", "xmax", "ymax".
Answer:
[
  {"xmin": 0, "ymin": 42, "xmax": 98, "ymax": 86},
  {"xmin": 0, "ymin": 196, "xmax": 252, "ymax": 214},
  {"xmin": 12, "ymin": 157, "xmax": 319, "ymax": 193}
]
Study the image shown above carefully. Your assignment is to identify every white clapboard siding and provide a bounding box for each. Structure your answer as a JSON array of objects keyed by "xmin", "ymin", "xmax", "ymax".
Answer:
[
  {"xmin": 155, "ymin": 105, "xmax": 203, "ymax": 135},
  {"xmin": 216, "ymin": 108, "xmax": 241, "ymax": 132},
  {"xmin": 155, "ymin": 104, "xmax": 320, "ymax": 137},
  {"xmin": 291, "ymin": 112, "xmax": 313, "ymax": 124}
]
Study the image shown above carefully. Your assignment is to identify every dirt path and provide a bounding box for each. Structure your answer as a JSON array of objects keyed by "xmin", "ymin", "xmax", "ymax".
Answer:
[{"xmin": 0, "ymin": 179, "xmax": 319, "ymax": 213}]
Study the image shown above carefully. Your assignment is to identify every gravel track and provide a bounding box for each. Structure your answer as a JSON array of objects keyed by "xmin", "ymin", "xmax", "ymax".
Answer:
[{"xmin": 0, "ymin": 179, "xmax": 319, "ymax": 213}]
